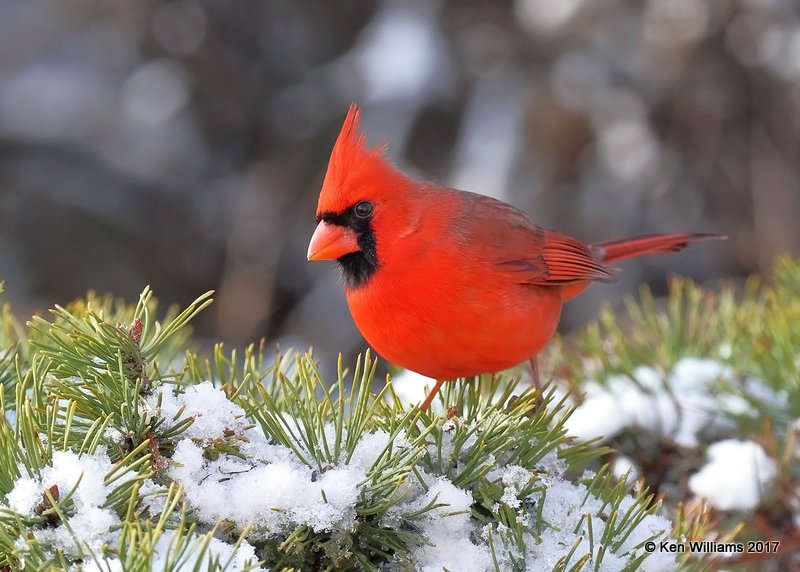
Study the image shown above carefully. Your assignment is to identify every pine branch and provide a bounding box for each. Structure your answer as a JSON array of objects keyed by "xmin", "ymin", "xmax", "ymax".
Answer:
[{"xmin": 4, "ymin": 270, "xmax": 776, "ymax": 569}]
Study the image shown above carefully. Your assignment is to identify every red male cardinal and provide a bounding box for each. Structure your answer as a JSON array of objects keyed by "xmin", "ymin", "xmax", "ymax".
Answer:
[{"xmin": 308, "ymin": 104, "xmax": 721, "ymax": 410}]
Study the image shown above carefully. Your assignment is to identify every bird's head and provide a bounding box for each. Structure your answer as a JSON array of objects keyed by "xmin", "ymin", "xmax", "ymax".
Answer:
[{"xmin": 307, "ymin": 104, "xmax": 420, "ymax": 288}]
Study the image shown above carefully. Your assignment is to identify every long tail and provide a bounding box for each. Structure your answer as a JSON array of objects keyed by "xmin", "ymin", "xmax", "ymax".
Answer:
[
  {"xmin": 560, "ymin": 233, "xmax": 724, "ymax": 301},
  {"xmin": 592, "ymin": 233, "xmax": 723, "ymax": 264}
]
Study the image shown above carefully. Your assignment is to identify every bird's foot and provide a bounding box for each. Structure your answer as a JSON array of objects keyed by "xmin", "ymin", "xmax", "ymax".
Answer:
[{"xmin": 420, "ymin": 379, "xmax": 446, "ymax": 412}]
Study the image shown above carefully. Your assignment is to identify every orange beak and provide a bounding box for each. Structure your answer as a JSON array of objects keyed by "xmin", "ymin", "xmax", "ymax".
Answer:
[{"xmin": 307, "ymin": 221, "xmax": 360, "ymax": 261}]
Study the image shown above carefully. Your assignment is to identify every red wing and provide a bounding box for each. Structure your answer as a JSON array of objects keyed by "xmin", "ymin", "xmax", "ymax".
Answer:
[
  {"xmin": 460, "ymin": 192, "xmax": 614, "ymax": 285},
  {"xmin": 539, "ymin": 232, "xmax": 615, "ymax": 283}
]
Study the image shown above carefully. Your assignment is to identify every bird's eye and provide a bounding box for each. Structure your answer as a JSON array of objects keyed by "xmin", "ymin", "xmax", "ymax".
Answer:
[{"xmin": 354, "ymin": 201, "xmax": 373, "ymax": 218}]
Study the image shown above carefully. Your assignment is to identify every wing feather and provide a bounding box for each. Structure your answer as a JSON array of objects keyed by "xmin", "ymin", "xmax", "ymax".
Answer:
[{"xmin": 458, "ymin": 192, "xmax": 613, "ymax": 286}]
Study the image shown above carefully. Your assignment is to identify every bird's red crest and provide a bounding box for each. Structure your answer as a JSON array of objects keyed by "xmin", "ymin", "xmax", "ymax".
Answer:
[{"xmin": 316, "ymin": 103, "xmax": 394, "ymax": 216}]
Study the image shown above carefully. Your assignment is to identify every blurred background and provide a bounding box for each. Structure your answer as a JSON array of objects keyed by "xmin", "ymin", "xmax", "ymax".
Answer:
[{"xmin": 1, "ymin": 0, "xmax": 799, "ymax": 366}]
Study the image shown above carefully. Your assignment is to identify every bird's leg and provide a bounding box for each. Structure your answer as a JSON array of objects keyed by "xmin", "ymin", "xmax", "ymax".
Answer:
[
  {"xmin": 529, "ymin": 356, "xmax": 541, "ymax": 394},
  {"xmin": 420, "ymin": 379, "xmax": 446, "ymax": 412}
]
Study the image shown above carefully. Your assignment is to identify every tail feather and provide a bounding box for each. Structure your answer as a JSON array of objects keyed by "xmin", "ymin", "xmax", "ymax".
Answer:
[
  {"xmin": 592, "ymin": 233, "xmax": 724, "ymax": 264},
  {"xmin": 560, "ymin": 232, "xmax": 725, "ymax": 302}
]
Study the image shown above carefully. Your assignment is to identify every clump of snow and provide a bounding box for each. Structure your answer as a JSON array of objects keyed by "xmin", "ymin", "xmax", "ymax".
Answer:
[
  {"xmin": 522, "ymin": 477, "xmax": 675, "ymax": 571},
  {"xmin": 171, "ymin": 436, "xmax": 367, "ymax": 533},
  {"xmin": 689, "ymin": 439, "xmax": 777, "ymax": 510},
  {"xmin": 4, "ymin": 449, "xmax": 121, "ymax": 558},
  {"xmin": 159, "ymin": 381, "xmax": 393, "ymax": 535},
  {"xmin": 400, "ymin": 477, "xmax": 494, "ymax": 572},
  {"xmin": 6, "ymin": 450, "xmax": 115, "ymax": 516},
  {"xmin": 147, "ymin": 381, "xmax": 251, "ymax": 441},
  {"xmin": 566, "ymin": 357, "xmax": 759, "ymax": 447}
]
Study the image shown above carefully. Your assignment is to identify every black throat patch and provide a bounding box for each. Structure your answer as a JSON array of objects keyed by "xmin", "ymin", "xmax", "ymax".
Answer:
[{"xmin": 319, "ymin": 207, "xmax": 379, "ymax": 289}]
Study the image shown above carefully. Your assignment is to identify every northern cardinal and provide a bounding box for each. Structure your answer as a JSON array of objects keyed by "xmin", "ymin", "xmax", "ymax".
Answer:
[{"xmin": 308, "ymin": 104, "xmax": 722, "ymax": 410}]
